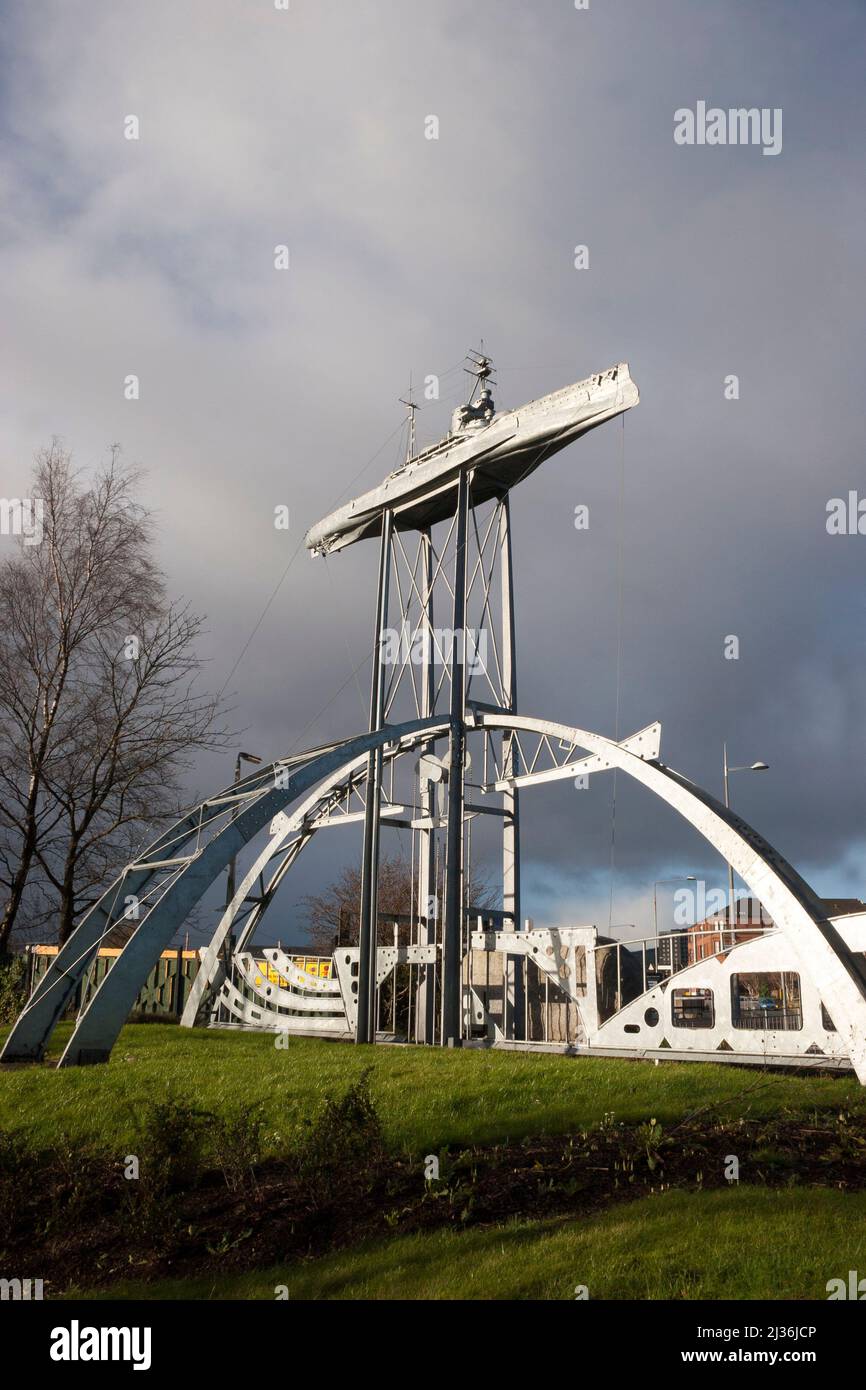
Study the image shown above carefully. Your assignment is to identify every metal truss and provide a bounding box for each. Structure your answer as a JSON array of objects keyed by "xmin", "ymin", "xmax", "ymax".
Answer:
[
  {"xmin": 8, "ymin": 711, "xmax": 866, "ymax": 1081},
  {"xmin": 0, "ymin": 717, "xmax": 446, "ymax": 1066}
]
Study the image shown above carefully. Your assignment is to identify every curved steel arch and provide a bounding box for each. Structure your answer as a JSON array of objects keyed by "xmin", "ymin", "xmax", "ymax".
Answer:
[
  {"xmin": 486, "ymin": 714, "xmax": 866, "ymax": 1080},
  {"xmin": 184, "ymin": 711, "xmax": 866, "ymax": 1082},
  {"xmin": 182, "ymin": 720, "xmax": 663, "ymax": 1026},
  {"xmin": 179, "ymin": 736, "xmax": 415, "ymax": 1029},
  {"xmin": 0, "ymin": 716, "xmax": 447, "ymax": 1067},
  {"xmin": 6, "ymin": 710, "xmax": 866, "ymax": 1080}
]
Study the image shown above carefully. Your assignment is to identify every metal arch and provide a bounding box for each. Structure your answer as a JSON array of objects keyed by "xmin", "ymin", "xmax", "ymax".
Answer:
[
  {"xmin": 183, "ymin": 722, "xmax": 456, "ymax": 1030},
  {"xmin": 8, "ymin": 707, "xmax": 866, "ymax": 1079},
  {"xmin": 0, "ymin": 716, "xmax": 446, "ymax": 1067},
  {"xmin": 216, "ymin": 973, "xmax": 350, "ymax": 1035},
  {"xmin": 0, "ymin": 759, "xmax": 285, "ymax": 1063},
  {"xmin": 57, "ymin": 716, "xmax": 449, "ymax": 1067},
  {"xmin": 187, "ymin": 710, "xmax": 866, "ymax": 1082},
  {"xmin": 232, "ymin": 954, "xmax": 343, "ymax": 1014},
  {"xmin": 229, "ymin": 951, "xmax": 347, "ymax": 1025},
  {"xmin": 482, "ymin": 713, "xmax": 866, "ymax": 1082},
  {"xmin": 179, "ymin": 737, "xmax": 418, "ymax": 1029}
]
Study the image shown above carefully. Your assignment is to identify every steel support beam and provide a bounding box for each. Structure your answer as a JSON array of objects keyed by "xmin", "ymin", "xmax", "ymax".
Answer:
[
  {"xmin": 499, "ymin": 494, "xmax": 524, "ymax": 1037},
  {"xmin": 442, "ymin": 470, "xmax": 469, "ymax": 1045},
  {"xmin": 415, "ymin": 527, "xmax": 438, "ymax": 1043},
  {"xmin": 357, "ymin": 507, "xmax": 393, "ymax": 1044}
]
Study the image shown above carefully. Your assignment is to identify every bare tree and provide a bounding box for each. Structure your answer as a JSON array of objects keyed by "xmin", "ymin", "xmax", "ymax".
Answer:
[
  {"xmin": 300, "ymin": 851, "xmax": 494, "ymax": 955},
  {"xmin": 0, "ymin": 442, "xmax": 230, "ymax": 950}
]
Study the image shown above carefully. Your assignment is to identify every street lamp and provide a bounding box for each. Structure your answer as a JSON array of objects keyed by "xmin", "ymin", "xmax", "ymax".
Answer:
[
  {"xmin": 651, "ymin": 877, "xmax": 697, "ymax": 981},
  {"xmin": 652, "ymin": 875, "xmax": 698, "ymax": 937},
  {"xmin": 723, "ymin": 743, "xmax": 769, "ymax": 931}
]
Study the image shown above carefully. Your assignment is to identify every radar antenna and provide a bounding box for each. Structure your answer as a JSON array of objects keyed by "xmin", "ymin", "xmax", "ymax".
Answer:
[{"xmin": 463, "ymin": 342, "xmax": 496, "ymax": 405}]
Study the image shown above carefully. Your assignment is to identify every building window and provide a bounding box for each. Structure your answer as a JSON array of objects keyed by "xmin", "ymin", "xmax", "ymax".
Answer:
[
  {"xmin": 731, "ymin": 972, "xmax": 802, "ymax": 1031},
  {"xmin": 672, "ymin": 988, "xmax": 714, "ymax": 1029},
  {"xmin": 821, "ymin": 1003, "xmax": 836, "ymax": 1033}
]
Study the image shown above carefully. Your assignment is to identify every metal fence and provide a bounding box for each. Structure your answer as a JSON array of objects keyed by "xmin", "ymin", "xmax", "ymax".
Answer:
[{"xmin": 732, "ymin": 1006, "xmax": 803, "ymax": 1032}]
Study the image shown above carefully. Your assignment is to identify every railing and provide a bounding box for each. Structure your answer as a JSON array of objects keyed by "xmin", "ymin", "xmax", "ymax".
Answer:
[
  {"xmin": 733, "ymin": 1007, "xmax": 802, "ymax": 1032},
  {"xmin": 590, "ymin": 926, "xmax": 778, "ymax": 991}
]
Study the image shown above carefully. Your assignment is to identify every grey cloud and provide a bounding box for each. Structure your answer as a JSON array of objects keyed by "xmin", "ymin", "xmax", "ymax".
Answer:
[{"xmin": 2, "ymin": 0, "xmax": 864, "ymax": 941}]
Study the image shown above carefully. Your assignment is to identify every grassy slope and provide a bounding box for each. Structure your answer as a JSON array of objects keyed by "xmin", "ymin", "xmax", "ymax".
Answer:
[
  {"xmin": 1, "ymin": 1023, "xmax": 863, "ymax": 1156},
  {"xmin": 6, "ymin": 1027, "xmax": 864, "ymax": 1300},
  {"xmin": 72, "ymin": 1187, "xmax": 866, "ymax": 1301}
]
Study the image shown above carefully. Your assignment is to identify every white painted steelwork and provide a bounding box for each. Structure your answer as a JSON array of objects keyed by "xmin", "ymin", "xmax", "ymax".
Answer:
[
  {"xmin": 6, "ymin": 348, "xmax": 864, "ymax": 1087},
  {"xmin": 304, "ymin": 364, "xmax": 639, "ymax": 555}
]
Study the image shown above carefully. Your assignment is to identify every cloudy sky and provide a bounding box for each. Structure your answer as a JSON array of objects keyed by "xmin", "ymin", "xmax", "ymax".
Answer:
[{"xmin": 2, "ymin": 0, "xmax": 865, "ymax": 942}]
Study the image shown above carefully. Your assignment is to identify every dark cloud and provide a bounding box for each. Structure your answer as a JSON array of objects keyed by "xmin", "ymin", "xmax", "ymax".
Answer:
[{"xmin": 2, "ymin": 0, "xmax": 864, "ymax": 939}]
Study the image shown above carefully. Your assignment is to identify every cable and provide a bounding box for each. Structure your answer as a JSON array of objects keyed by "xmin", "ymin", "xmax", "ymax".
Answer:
[
  {"xmin": 324, "ymin": 553, "xmax": 368, "ymax": 724},
  {"xmin": 217, "ymin": 535, "xmax": 307, "ymax": 699},
  {"xmin": 217, "ymin": 360, "xmax": 467, "ymax": 699}
]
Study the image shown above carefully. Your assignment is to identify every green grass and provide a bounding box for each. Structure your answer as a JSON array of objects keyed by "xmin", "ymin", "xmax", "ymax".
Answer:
[
  {"xmin": 6, "ymin": 1027, "xmax": 864, "ymax": 1301},
  {"xmin": 70, "ymin": 1187, "xmax": 866, "ymax": 1301},
  {"xmin": 2, "ymin": 1023, "xmax": 863, "ymax": 1156}
]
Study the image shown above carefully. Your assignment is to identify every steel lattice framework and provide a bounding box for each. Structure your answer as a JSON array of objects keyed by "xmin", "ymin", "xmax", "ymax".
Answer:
[{"xmin": 5, "ymin": 352, "xmax": 866, "ymax": 1079}]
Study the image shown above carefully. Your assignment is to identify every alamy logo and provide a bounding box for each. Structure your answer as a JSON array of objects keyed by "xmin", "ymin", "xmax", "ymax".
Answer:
[
  {"xmin": 49, "ymin": 1320, "xmax": 152, "ymax": 1371},
  {"xmin": 826, "ymin": 492, "xmax": 866, "ymax": 535},
  {"xmin": 380, "ymin": 622, "xmax": 487, "ymax": 675},
  {"xmin": 0, "ymin": 497, "xmax": 44, "ymax": 545},
  {"xmin": 674, "ymin": 102, "xmax": 782, "ymax": 156},
  {"xmin": 827, "ymin": 1270, "xmax": 866, "ymax": 1300},
  {"xmin": 673, "ymin": 882, "xmax": 751, "ymax": 925},
  {"xmin": 0, "ymin": 1277, "xmax": 43, "ymax": 1300}
]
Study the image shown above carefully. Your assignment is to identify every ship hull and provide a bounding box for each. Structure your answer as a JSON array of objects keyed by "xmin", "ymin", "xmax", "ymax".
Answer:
[{"xmin": 305, "ymin": 362, "xmax": 638, "ymax": 555}]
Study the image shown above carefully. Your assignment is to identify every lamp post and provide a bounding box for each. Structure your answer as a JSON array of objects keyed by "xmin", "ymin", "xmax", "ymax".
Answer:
[
  {"xmin": 723, "ymin": 744, "xmax": 768, "ymax": 935},
  {"xmin": 652, "ymin": 876, "xmax": 698, "ymax": 937},
  {"xmin": 652, "ymin": 875, "xmax": 697, "ymax": 976}
]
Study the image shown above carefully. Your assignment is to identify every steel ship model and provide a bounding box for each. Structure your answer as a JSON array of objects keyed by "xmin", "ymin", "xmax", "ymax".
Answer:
[
  {"xmin": 305, "ymin": 355, "xmax": 639, "ymax": 555},
  {"xmin": 9, "ymin": 345, "xmax": 866, "ymax": 1087}
]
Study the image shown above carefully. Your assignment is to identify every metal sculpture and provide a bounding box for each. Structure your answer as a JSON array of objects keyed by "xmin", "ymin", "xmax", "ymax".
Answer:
[{"xmin": 5, "ymin": 351, "xmax": 866, "ymax": 1080}]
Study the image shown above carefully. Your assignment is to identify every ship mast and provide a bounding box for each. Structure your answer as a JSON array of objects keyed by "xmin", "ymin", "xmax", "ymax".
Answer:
[
  {"xmin": 464, "ymin": 342, "xmax": 495, "ymax": 405},
  {"xmin": 399, "ymin": 372, "xmax": 418, "ymax": 463}
]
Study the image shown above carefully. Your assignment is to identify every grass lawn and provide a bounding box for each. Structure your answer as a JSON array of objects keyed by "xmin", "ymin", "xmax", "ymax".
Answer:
[
  {"xmin": 70, "ymin": 1187, "xmax": 866, "ymax": 1301},
  {"xmin": 5, "ymin": 1025, "xmax": 865, "ymax": 1300},
  {"xmin": 1, "ymin": 1022, "xmax": 864, "ymax": 1156}
]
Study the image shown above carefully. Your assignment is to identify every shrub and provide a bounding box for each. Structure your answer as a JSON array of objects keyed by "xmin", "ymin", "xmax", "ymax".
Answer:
[
  {"xmin": 210, "ymin": 1102, "xmax": 266, "ymax": 1192},
  {"xmin": 0, "ymin": 1129, "xmax": 42, "ymax": 1230},
  {"xmin": 0, "ymin": 953, "xmax": 28, "ymax": 1024},
  {"xmin": 294, "ymin": 1068, "xmax": 387, "ymax": 1208},
  {"xmin": 136, "ymin": 1097, "xmax": 211, "ymax": 1196}
]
